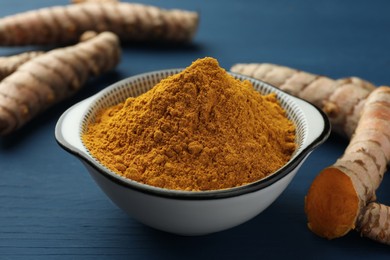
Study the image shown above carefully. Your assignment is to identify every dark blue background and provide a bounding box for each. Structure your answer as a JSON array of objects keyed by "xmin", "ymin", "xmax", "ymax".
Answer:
[{"xmin": 1, "ymin": 0, "xmax": 390, "ymax": 258}]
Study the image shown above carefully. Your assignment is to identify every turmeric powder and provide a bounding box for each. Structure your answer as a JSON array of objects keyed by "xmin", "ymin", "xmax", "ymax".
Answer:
[{"xmin": 82, "ymin": 57, "xmax": 296, "ymax": 191}]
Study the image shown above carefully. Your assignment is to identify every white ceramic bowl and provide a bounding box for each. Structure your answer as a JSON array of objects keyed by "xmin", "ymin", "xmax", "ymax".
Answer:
[{"xmin": 55, "ymin": 69, "xmax": 330, "ymax": 236}]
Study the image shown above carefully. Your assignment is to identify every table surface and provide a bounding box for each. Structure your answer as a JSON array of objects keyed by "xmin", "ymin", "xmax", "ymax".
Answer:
[{"xmin": 1, "ymin": 0, "xmax": 390, "ymax": 259}]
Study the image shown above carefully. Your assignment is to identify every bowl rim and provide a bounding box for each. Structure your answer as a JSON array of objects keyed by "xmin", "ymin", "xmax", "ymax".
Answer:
[{"xmin": 55, "ymin": 69, "xmax": 331, "ymax": 200}]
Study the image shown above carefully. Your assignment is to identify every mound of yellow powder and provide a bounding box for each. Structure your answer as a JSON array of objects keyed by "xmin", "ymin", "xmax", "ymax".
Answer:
[{"xmin": 83, "ymin": 57, "xmax": 296, "ymax": 191}]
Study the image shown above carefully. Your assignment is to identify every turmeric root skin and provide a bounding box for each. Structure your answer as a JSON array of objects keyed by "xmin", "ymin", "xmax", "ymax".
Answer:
[
  {"xmin": 306, "ymin": 87, "xmax": 390, "ymax": 242},
  {"xmin": 0, "ymin": 2, "xmax": 199, "ymax": 46},
  {"xmin": 358, "ymin": 202, "xmax": 390, "ymax": 244},
  {"xmin": 231, "ymin": 62, "xmax": 390, "ymax": 245},
  {"xmin": 0, "ymin": 31, "xmax": 121, "ymax": 135},
  {"xmin": 230, "ymin": 63, "xmax": 375, "ymax": 138},
  {"xmin": 0, "ymin": 51, "xmax": 44, "ymax": 81},
  {"xmin": 305, "ymin": 167, "xmax": 360, "ymax": 239}
]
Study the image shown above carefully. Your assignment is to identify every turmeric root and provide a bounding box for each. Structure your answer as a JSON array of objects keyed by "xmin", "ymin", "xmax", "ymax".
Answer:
[
  {"xmin": 0, "ymin": 51, "xmax": 44, "ymax": 81},
  {"xmin": 357, "ymin": 202, "xmax": 390, "ymax": 244},
  {"xmin": 305, "ymin": 86, "xmax": 390, "ymax": 242},
  {"xmin": 0, "ymin": 2, "xmax": 198, "ymax": 46},
  {"xmin": 0, "ymin": 31, "xmax": 121, "ymax": 135},
  {"xmin": 72, "ymin": 0, "xmax": 118, "ymax": 3},
  {"xmin": 230, "ymin": 63, "xmax": 390, "ymax": 244},
  {"xmin": 0, "ymin": 31, "xmax": 101, "ymax": 80},
  {"xmin": 230, "ymin": 63, "xmax": 376, "ymax": 137}
]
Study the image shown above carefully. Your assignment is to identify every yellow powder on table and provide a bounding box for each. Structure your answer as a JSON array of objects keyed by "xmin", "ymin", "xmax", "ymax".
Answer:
[{"xmin": 82, "ymin": 57, "xmax": 296, "ymax": 191}]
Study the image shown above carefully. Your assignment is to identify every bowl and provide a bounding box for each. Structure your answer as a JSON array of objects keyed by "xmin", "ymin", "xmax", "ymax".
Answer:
[{"xmin": 55, "ymin": 69, "xmax": 330, "ymax": 236}]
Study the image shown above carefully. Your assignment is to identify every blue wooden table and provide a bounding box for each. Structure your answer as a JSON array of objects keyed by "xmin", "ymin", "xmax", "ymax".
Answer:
[{"xmin": 1, "ymin": 0, "xmax": 390, "ymax": 258}]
